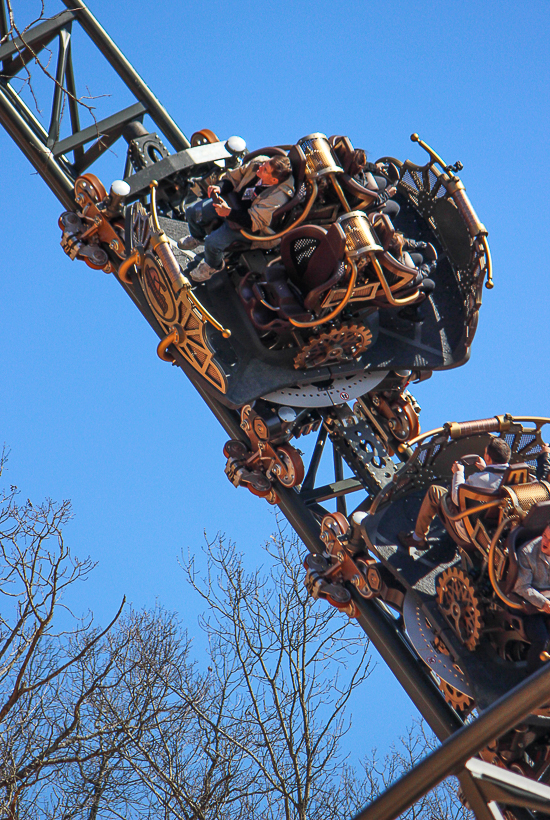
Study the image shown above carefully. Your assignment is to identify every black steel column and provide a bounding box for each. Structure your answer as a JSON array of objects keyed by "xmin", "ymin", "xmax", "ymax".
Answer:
[{"xmin": 0, "ymin": 84, "xmax": 74, "ymax": 208}]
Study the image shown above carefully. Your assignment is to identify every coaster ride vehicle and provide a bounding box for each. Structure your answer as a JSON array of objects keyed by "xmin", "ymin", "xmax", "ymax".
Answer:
[{"xmin": 305, "ymin": 413, "xmax": 550, "ymax": 783}]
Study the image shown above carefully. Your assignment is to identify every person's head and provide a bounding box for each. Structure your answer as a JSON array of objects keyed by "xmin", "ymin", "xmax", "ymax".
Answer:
[
  {"xmin": 349, "ymin": 148, "xmax": 367, "ymax": 177},
  {"xmin": 484, "ymin": 437, "xmax": 511, "ymax": 465},
  {"xmin": 540, "ymin": 525, "xmax": 550, "ymax": 555},
  {"xmin": 352, "ymin": 148, "xmax": 367, "ymax": 168},
  {"xmin": 389, "ymin": 232, "xmax": 405, "ymax": 258},
  {"xmin": 257, "ymin": 156, "xmax": 292, "ymax": 185}
]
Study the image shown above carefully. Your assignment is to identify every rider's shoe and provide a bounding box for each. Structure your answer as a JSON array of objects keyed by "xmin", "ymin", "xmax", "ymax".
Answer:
[
  {"xmin": 190, "ymin": 260, "xmax": 224, "ymax": 283},
  {"xmin": 177, "ymin": 235, "xmax": 203, "ymax": 251},
  {"xmin": 398, "ymin": 530, "xmax": 428, "ymax": 550}
]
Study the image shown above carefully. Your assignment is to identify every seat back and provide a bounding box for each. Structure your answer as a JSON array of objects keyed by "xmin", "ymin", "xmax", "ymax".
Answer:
[
  {"xmin": 368, "ymin": 213, "xmax": 395, "ymax": 251},
  {"xmin": 238, "ymin": 266, "xmax": 311, "ymax": 335},
  {"xmin": 501, "ymin": 463, "xmax": 532, "ymax": 486},
  {"xmin": 241, "ymin": 146, "xmax": 288, "ymax": 163},
  {"xmin": 328, "ymin": 135, "xmax": 355, "ymax": 174},
  {"xmin": 281, "ymin": 224, "xmax": 346, "ymax": 294},
  {"xmin": 502, "ymin": 502, "xmax": 550, "ymax": 604},
  {"xmin": 287, "ymin": 145, "xmax": 307, "ymax": 185},
  {"xmin": 454, "ymin": 484, "xmax": 502, "ymax": 551}
]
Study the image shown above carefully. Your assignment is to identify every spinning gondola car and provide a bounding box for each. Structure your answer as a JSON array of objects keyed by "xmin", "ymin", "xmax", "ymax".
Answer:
[
  {"xmin": 59, "ymin": 129, "xmax": 492, "ymax": 415},
  {"xmin": 309, "ymin": 414, "xmax": 550, "ymax": 782}
]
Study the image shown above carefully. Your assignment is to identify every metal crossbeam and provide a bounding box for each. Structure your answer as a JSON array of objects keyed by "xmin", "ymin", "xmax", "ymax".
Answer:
[
  {"xmin": 466, "ymin": 759, "xmax": 550, "ymax": 814},
  {"xmin": 0, "ymin": 0, "xmax": 190, "ymax": 206},
  {"xmin": 0, "ymin": 10, "xmax": 75, "ymax": 74},
  {"xmin": 299, "ymin": 478, "xmax": 363, "ymax": 504},
  {"xmin": 52, "ymin": 102, "xmax": 146, "ymax": 156},
  {"xmin": 350, "ymin": 662, "xmax": 550, "ymax": 820}
]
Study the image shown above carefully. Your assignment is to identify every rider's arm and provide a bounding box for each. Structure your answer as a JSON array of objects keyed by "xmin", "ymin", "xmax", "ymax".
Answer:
[
  {"xmin": 451, "ymin": 463, "xmax": 465, "ymax": 505},
  {"xmin": 219, "ymin": 179, "xmax": 235, "ymax": 195},
  {"xmin": 514, "ymin": 543, "xmax": 550, "ymax": 609}
]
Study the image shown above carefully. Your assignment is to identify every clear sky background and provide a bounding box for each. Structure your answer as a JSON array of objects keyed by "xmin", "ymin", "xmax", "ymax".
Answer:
[{"xmin": 1, "ymin": 0, "xmax": 549, "ymax": 764}]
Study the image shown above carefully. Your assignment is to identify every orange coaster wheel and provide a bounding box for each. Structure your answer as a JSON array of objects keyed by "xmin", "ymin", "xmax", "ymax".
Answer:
[{"xmin": 190, "ymin": 129, "xmax": 219, "ymax": 147}]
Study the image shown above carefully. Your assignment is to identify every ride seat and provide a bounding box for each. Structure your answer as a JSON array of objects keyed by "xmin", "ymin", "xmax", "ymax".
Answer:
[
  {"xmin": 440, "ymin": 471, "xmax": 550, "ymax": 555},
  {"xmin": 369, "ymin": 213, "xmax": 396, "ymax": 251},
  {"xmin": 440, "ymin": 484, "xmax": 501, "ymax": 553},
  {"xmin": 224, "ymin": 146, "xmax": 308, "ymax": 240},
  {"xmin": 280, "ymin": 223, "xmax": 347, "ymax": 311},
  {"xmin": 328, "ymin": 135, "xmax": 355, "ymax": 173},
  {"xmin": 238, "ymin": 262, "xmax": 312, "ymax": 335},
  {"xmin": 501, "ymin": 500, "xmax": 550, "ymax": 611}
]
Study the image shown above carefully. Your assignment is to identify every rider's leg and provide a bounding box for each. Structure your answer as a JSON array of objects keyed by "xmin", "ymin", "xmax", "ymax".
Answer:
[
  {"xmin": 414, "ymin": 484, "xmax": 448, "ymax": 540},
  {"xmin": 185, "ymin": 198, "xmax": 218, "ymax": 241},
  {"xmin": 203, "ymin": 221, "xmax": 246, "ymax": 270}
]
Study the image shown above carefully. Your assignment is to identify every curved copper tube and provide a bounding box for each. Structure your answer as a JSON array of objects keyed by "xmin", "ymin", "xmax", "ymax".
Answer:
[
  {"xmin": 149, "ymin": 180, "xmax": 162, "ymax": 233},
  {"xmin": 488, "ymin": 519, "xmax": 524, "ymax": 610},
  {"xmin": 479, "ymin": 235, "xmax": 494, "ymax": 290},
  {"xmin": 371, "ymin": 257, "xmax": 422, "ymax": 307},
  {"xmin": 410, "ymin": 133, "xmax": 452, "ymax": 177},
  {"xmin": 329, "ymin": 174, "xmax": 351, "ymax": 212},
  {"xmin": 239, "ymin": 180, "xmax": 318, "ymax": 243},
  {"xmin": 118, "ymin": 248, "xmax": 140, "ymax": 284},
  {"xmin": 443, "ymin": 498, "xmax": 502, "ymax": 522},
  {"xmin": 406, "ymin": 427, "xmax": 446, "ymax": 448},
  {"xmin": 157, "ymin": 327, "xmax": 179, "ymax": 362},
  {"xmin": 185, "ymin": 287, "xmax": 231, "ymax": 338},
  {"xmin": 288, "ymin": 257, "xmax": 358, "ymax": 329}
]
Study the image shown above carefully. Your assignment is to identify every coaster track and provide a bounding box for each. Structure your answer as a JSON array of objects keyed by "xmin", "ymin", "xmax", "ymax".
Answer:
[{"xmin": 1, "ymin": 4, "xmax": 549, "ymax": 818}]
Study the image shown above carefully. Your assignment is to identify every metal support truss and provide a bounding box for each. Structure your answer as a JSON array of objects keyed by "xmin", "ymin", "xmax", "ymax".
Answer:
[
  {"xmin": 0, "ymin": 0, "xmax": 189, "ymax": 207},
  {"xmin": 191, "ymin": 386, "xmax": 499, "ymax": 820}
]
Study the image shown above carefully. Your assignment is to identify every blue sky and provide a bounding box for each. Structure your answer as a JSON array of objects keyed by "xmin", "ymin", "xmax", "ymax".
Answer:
[{"xmin": 1, "ymin": 0, "xmax": 549, "ymax": 758}]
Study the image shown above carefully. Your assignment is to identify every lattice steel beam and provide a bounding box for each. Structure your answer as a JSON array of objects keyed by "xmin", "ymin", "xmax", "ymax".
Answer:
[{"xmin": 0, "ymin": 0, "xmax": 189, "ymax": 207}]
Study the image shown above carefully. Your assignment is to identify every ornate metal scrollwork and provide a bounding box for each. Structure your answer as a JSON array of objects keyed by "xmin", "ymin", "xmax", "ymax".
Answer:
[{"xmin": 128, "ymin": 202, "xmax": 228, "ymax": 393}]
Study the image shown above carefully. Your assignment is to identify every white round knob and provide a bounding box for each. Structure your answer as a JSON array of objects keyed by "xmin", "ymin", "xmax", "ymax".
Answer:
[
  {"xmin": 226, "ymin": 136, "xmax": 247, "ymax": 155},
  {"xmin": 110, "ymin": 179, "xmax": 131, "ymax": 197}
]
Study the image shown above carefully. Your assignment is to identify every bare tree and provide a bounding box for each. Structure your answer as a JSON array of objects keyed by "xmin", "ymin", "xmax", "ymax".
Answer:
[
  {"xmin": 174, "ymin": 524, "xmax": 374, "ymax": 820},
  {"xmin": 1, "ymin": 1, "xmax": 106, "ymax": 130},
  {"xmin": 0, "ymin": 448, "xmax": 472, "ymax": 819},
  {"xmin": 0, "ymin": 453, "xmax": 128, "ymax": 818}
]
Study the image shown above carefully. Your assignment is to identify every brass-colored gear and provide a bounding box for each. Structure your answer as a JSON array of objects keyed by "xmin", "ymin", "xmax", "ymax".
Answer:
[
  {"xmin": 438, "ymin": 680, "xmax": 474, "ymax": 713},
  {"xmin": 436, "ymin": 567, "xmax": 484, "ymax": 651},
  {"xmin": 293, "ymin": 323, "xmax": 373, "ymax": 370}
]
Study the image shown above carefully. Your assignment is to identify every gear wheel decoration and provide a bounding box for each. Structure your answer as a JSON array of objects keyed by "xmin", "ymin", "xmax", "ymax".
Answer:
[
  {"xmin": 438, "ymin": 679, "xmax": 474, "ymax": 714},
  {"xmin": 436, "ymin": 567, "xmax": 484, "ymax": 651},
  {"xmin": 293, "ymin": 323, "xmax": 373, "ymax": 370}
]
